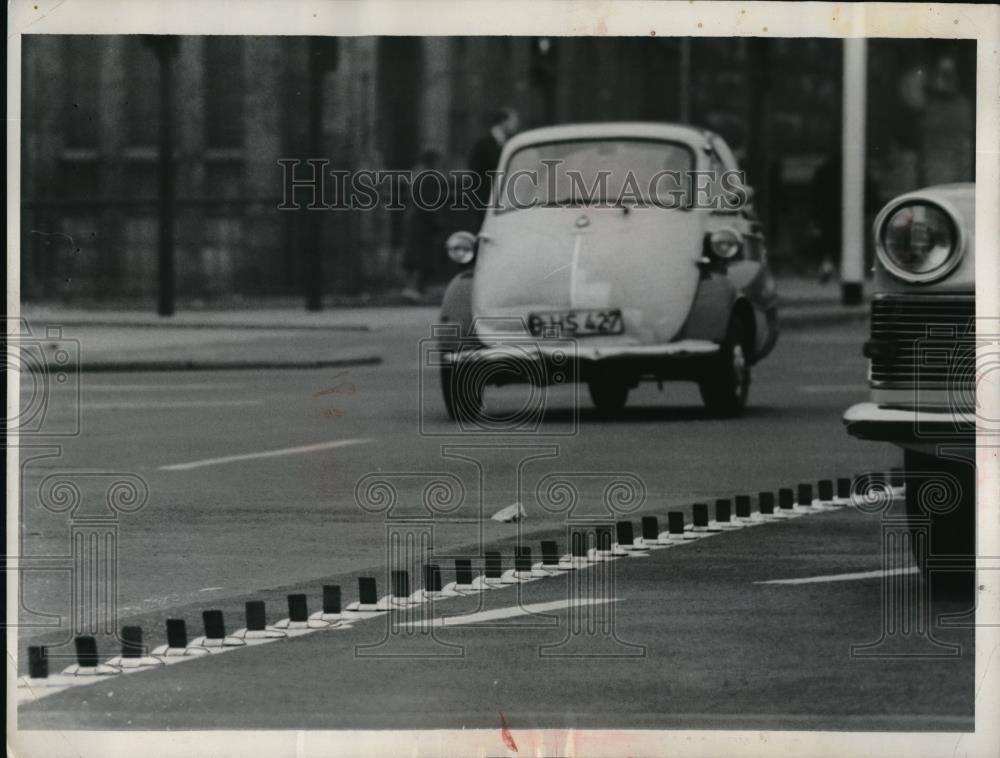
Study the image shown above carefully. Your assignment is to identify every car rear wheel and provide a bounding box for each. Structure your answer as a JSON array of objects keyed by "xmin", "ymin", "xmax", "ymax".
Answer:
[
  {"xmin": 904, "ymin": 449, "xmax": 975, "ymax": 601},
  {"xmin": 698, "ymin": 317, "xmax": 751, "ymax": 417},
  {"xmin": 587, "ymin": 373, "xmax": 630, "ymax": 414},
  {"xmin": 440, "ymin": 362, "xmax": 484, "ymax": 423}
]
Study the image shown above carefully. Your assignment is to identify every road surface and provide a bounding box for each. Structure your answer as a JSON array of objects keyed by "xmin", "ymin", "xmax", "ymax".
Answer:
[{"xmin": 14, "ymin": 317, "xmax": 974, "ymax": 731}]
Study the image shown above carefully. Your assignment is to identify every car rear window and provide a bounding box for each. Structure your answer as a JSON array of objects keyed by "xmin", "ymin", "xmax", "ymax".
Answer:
[{"xmin": 500, "ymin": 138, "xmax": 695, "ymax": 211}]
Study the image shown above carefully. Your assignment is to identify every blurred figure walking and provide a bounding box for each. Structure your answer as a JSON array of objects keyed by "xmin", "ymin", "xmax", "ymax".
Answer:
[
  {"xmin": 468, "ymin": 107, "xmax": 519, "ymax": 225},
  {"xmin": 808, "ymin": 151, "xmax": 880, "ymax": 284},
  {"xmin": 402, "ymin": 148, "xmax": 444, "ymax": 302},
  {"xmin": 921, "ymin": 56, "xmax": 973, "ymax": 185}
]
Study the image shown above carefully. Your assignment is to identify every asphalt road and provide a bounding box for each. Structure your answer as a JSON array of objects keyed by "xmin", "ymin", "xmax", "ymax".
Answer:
[{"xmin": 15, "ymin": 318, "xmax": 974, "ymax": 730}]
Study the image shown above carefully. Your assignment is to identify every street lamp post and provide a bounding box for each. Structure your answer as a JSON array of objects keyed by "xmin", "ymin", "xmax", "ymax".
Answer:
[
  {"xmin": 304, "ymin": 37, "xmax": 338, "ymax": 312},
  {"xmin": 143, "ymin": 35, "xmax": 180, "ymax": 317},
  {"xmin": 841, "ymin": 38, "xmax": 867, "ymax": 305}
]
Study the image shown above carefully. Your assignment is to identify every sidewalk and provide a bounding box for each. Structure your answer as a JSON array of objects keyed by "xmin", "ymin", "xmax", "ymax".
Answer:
[
  {"xmin": 775, "ymin": 276, "xmax": 870, "ymax": 328},
  {"xmin": 16, "ymin": 277, "xmax": 867, "ymax": 372},
  {"xmin": 19, "ymin": 304, "xmax": 435, "ymax": 332}
]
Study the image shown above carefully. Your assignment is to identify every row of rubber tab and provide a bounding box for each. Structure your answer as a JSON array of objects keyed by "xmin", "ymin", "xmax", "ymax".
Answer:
[{"xmin": 19, "ymin": 474, "xmax": 904, "ymax": 696}]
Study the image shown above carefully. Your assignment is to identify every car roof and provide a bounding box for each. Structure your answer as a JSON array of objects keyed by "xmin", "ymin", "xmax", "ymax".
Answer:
[{"xmin": 503, "ymin": 122, "xmax": 715, "ymax": 154}]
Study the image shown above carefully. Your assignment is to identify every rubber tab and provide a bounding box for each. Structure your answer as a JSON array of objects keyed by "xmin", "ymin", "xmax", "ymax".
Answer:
[
  {"xmin": 692, "ymin": 503, "xmax": 709, "ymax": 527},
  {"xmin": 358, "ymin": 577, "xmax": 378, "ymax": 605},
  {"xmin": 75, "ymin": 636, "xmax": 99, "ymax": 667},
  {"xmin": 758, "ymin": 492, "xmax": 775, "ymax": 514},
  {"xmin": 121, "ymin": 626, "xmax": 144, "ymax": 658},
  {"xmin": 166, "ymin": 619, "xmax": 188, "ymax": 649},
  {"xmin": 455, "ymin": 559, "xmax": 473, "ymax": 585},
  {"xmin": 641, "ymin": 516, "xmax": 659, "ymax": 540},
  {"xmin": 322, "ymin": 586, "xmax": 341, "ymax": 615},
  {"xmin": 28, "ymin": 646, "xmax": 48, "ymax": 679},
  {"xmin": 735, "ymin": 495, "xmax": 752, "ymax": 519},
  {"xmin": 246, "ymin": 601, "xmax": 267, "ymax": 631},
  {"xmin": 203, "ymin": 610, "xmax": 226, "ymax": 639},
  {"xmin": 616, "ymin": 521, "xmax": 634, "ymax": 545}
]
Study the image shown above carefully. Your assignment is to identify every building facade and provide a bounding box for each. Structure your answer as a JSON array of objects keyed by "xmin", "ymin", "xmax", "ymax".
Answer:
[{"xmin": 20, "ymin": 35, "xmax": 974, "ymax": 303}]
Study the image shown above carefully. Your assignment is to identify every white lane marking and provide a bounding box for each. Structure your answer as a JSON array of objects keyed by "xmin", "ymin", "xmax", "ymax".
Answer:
[
  {"xmin": 160, "ymin": 437, "xmax": 371, "ymax": 471},
  {"xmin": 782, "ymin": 334, "xmax": 866, "ymax": 344},
  {"xmin": 397, "ymin": 597, "xmax": 617, "ymax": 629},
  {"xmin": 799, "ymin": 384, "xmax": 868, "ymax": 394},
  {"xmin": 83, "ymin": 400, "xmax": 261, "ymax": 410},
  {"xmin": 82, "ymin": 383, "xmax": 247, "ymax": 391},
  {"xmin": 198, "ymin": 586, "xmax": 224, "ymax": 592},
  {"xmin": 543, "ymin": 262, "xmax": 572, "ymax": 279},
  {"xmin": 755, "ymin": 566, "xmax": 917, "ymax": 585}
]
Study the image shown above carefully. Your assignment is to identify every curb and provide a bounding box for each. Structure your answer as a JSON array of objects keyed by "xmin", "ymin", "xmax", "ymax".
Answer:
[
  {"xmin": 778, "ymin": 306, "xmax": 869, "ymax": 330},
  {"xmin": 25, "ymin": 318, "xmax": 372, "ymax": 333},
  {"xmin": 47, "ymin": 353, "xmax": 383, "ymax": 373},
  {"xmin": 24, "ymin": 306, "xmax": 865, "ymax": 333}
]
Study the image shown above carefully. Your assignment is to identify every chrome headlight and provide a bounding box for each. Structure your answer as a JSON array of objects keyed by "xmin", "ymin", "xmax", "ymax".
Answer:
[
  {"xmin": 709, "ymin": 229, "xmax": 742, "ymax": 260},
  {"xmin": 876, "ymin": 201, "xmax": 961, "ymax": 283}
]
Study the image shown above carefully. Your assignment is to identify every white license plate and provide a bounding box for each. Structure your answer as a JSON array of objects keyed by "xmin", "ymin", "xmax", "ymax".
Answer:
[{"xmin": 527, "ymin": 309, "xmax": 624, "ymax": 337}]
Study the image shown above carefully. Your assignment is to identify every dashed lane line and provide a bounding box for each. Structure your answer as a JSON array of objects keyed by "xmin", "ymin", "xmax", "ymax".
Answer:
[
  {"xmin": 755, "ymin": 566, "xmax": 917, "ymax": 585},
  {"xmin": 80, "ymin": 383, "xmax": 248, "ymax": 391},
  {"xmin": 159, "ymin": 438, "xmax": 372, "ymax": 471},
  {"xmin": 798, "ymin": 384, "xmax": 868, "ymax": 394},
  {"xmin": 83, "ymin": 400, "xmax": 261, "ymax": 410},
  {"xmin": 397, "ymin": 597, "xmax": 618, "ymax": 629}
]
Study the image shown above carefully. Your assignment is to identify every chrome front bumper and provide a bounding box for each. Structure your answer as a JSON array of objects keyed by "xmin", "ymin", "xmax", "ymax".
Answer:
[
  {"xmin": 444, "ymin": 339, "xmax": 720, "ymax": 364},
  {"xmin": 843, "ymin": 402, "xmax": 975, "ymax": 446}
]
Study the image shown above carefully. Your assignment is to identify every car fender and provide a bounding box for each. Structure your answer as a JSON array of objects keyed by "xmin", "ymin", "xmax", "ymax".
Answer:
[
  {"xmin": 676, "ymin": 270, "xmax": 736, "ymax": 346},
  {"xmin": 438, "ymin": 271, "xmax": 477, "ymax": 351},
  {"xmin": 728, "ymin": 257, "xmax": 778, "ymax": 363},
  {"xmin": 675, "ymin": 272, "xmax": 772, "ymax": 363}
]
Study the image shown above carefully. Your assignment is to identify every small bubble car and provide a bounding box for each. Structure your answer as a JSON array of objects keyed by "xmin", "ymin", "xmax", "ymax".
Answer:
[{"xmin": 437, "ymin": 122, "xmax": 778, "ymax": 420}]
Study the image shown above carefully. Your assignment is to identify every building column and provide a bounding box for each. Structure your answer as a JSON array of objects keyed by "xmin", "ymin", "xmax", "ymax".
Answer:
[
  {"xmin": 420, "ymin": 38, "xmax": 451, "ymax": 155},
  {"xmin": 175, "ymin": 37, "xmax": 206, "ymax": 298},
  {"xmin": 25, "ymin": 37, "xmax": 66, "ymax": 298},
  {"xmin": 97, "ymin": 38, "xmax": 126, "ymax": 293},
  {"xmin": 841, "ymin": 37, "xmax": 867, "ymax": 305},
  {"xmin": 353, "ymin": 37, "xmax": 388, "ymax": 286},
  {"xmin": 510, "ymin": 38, "xmax": 531, "ymax": 122},
  {"xmin": 243, "ymin": 37, "xmax": 284, "ymax": 294}
]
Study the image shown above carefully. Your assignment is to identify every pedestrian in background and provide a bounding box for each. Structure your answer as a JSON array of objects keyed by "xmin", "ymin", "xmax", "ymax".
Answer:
[
  {"xmin": 808, "ymin": 151, "xmax": 881, "ymax": 284},
  {"xmin": 468, "ymin": 107, "xmax": 519, "ymax": 225},
  {"xmin": 921, "ymin": 56, "xmax": 973, "ymax": 185},
  {"xmin": 402, "ymin": 148, "xmax": 444, "ymax": 302}
]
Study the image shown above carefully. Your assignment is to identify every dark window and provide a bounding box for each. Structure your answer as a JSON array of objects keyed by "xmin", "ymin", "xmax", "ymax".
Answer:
[
  {"xmin": 204, "ymin": 37, "xmax": 246, "ymax": 148},
  {"xmin": 124, "ymin": 38, "xmax": 159, "ymax": 146},
  {"xmin": 64, "ymin": 36, "xmax": 101, "ymax": 148}
]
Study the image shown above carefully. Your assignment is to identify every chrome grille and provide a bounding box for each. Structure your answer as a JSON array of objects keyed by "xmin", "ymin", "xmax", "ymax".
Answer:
[{"xmin": 869, "ymin": 294, "xmax": 975, "ymax": 387}]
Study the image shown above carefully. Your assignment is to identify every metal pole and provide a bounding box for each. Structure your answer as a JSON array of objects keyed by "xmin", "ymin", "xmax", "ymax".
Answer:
[
  {"xmin": 678, "ymin": 38, "xmax": 691, "ymax": 123},
  {"xmin": 154, "ymin": 38, "xmax": 178, "ymax": 317},
  {"xmin": 841, "ymin": 37, "xmax": 867, "ymax": 306},
  {"xmin": 304, "ymin": 39, "xmax": 325, "ymax": 312}
]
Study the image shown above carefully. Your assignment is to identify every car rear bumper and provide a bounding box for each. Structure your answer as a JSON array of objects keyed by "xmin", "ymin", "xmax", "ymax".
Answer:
[
  {"xmin": 843, "ymin": 401, "xmax": 975, "ymax": 445},
  {"xmin": 443, "ymin": 339, "xmax": 721, "ymax": 386},
  {"xmin": 444, "ymin": 339, "xmax": 720, "ymax": 364}
]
